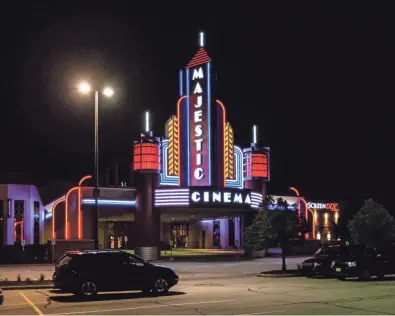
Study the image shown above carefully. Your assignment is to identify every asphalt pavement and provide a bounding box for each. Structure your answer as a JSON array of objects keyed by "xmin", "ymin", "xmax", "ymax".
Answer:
[
  {"xmin": 2, "ymin": 269, "xmax": 395, "ymax": 314},
  {"xmin": 0, "ymin": 257, "xmax": 305, "ymax": 282}
]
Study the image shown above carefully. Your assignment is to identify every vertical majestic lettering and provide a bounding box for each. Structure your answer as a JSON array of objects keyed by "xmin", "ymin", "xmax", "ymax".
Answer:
[{"xmin": 189, "ymin": 63, "xmax": 209, "ymax": 186}]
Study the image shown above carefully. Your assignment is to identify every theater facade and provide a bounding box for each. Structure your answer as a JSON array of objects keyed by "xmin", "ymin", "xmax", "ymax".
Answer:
[{"xmin": 43, "ymin": 33, "xmax": 271, "ymax": 260}]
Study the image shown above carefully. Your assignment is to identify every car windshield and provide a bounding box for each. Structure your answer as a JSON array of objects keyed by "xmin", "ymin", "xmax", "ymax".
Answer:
[
  {"xmin": 314, "ymin": 247, "xmax": 337, "ymax": 257},
  {"xmin": 129, "ymin": 254, "xmax": 146, "ymax": 264}
]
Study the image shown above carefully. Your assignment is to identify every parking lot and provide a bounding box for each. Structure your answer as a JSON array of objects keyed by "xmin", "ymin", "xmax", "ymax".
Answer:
[{"xmin": 3, "ymin": 274, "xmax": 395, "ymax": 314}]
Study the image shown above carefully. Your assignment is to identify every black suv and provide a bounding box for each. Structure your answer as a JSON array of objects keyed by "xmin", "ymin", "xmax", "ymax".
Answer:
[
  {"xmin": 332, "ymin": 245, "xmax": 395, "ymax": 280},
  {"xmin": 298, "ymin": 245, "xmax": 356, "ymax": 277},
  {"xmin": 53, "ymin": 250, "xmax": 178, "ymax": 297},
  {"xmin": 298, "ymin": 245, "xmax": 340, "ymax": 277}
]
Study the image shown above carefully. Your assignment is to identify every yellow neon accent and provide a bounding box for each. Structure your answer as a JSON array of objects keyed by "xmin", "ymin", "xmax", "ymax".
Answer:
[
  {"xmin": 224, "ymin": 124, "xmax": 229, "ymax": 178},
  {"xmin": 224, "ymin": 122, "xmax": 234, "ymax": 179},
  {"xmin": 228, "ymin": 123, "xmax": 234, "ymax": 179},
  {"xmin": 167, "ymin": 115, "xmax": 179, "ymax": 176}
]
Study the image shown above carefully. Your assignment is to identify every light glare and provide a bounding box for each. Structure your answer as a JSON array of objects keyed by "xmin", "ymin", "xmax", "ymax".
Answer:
[
  {"xmin": 78, "ymin": 81, "xmax": 91, "ymax": 94},
  {"xmin": 103, "ymin": 87, "xmax": 114, "ymax": 97}
]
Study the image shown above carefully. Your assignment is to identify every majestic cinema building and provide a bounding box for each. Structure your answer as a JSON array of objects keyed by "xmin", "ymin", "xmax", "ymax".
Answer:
[
  {"xmin": 0, "ymin": 34, "xmax": 343, "ymax": 260},
  {"xmin": 38, "ymin": 33, "xmax": 270, "ymax": 260}
]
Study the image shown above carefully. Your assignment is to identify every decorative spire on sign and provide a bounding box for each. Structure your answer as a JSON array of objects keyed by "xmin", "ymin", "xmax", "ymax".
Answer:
[{"xmin": 186, "ymin": 32, "xmax": 211, "ymax": 68}]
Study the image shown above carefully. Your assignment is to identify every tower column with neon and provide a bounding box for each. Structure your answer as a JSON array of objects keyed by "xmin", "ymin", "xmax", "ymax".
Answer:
[{"xmin": 132, "ymin": 111, "xmax": 161, "ymax": 260}]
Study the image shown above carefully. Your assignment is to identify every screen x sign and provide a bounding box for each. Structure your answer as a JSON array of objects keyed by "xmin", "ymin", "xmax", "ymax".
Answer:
[{"xmin": 307, "ymin": 202, "xmax": 339, "ymax": 211}]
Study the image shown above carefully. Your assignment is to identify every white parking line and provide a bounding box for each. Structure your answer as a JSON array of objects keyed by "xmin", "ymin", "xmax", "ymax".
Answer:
[{"xmin": 55, "ymin": 299, "xmax": 235, "ymax": 315}]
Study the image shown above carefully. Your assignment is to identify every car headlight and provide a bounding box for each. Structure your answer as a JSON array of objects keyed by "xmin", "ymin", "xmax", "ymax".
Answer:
[
  {"xmin": 346, "ymin": 261, "xmax": 357, "ymax": 267},
  {"xmin": 314, "ymin": 262, "xmax": 321, "ymax": 267}
]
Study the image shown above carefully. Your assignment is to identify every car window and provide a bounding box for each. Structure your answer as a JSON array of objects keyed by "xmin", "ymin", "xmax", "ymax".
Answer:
[
  {"xmin": 336, "ymin": 246, "xmax": 365, "ymax": 259},
  {"xmin": 58, "ymin": 255, "xmax": 72, "ymax": 267}
]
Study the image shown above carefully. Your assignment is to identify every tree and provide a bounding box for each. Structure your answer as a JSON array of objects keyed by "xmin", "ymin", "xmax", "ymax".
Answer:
[
  {"xmin": 244, "ymin": 211, "xmax": 272, "ymax": 251},
  {"xmin": 270, "ymin": 210, "xmax": 301, "ymax": 271},
  {"xmin": 245, "ymin": 195, "xmax": 306, "ymax": 271},
  {"xmin": 348, "ymin": 198, "xmax": 395, "ymax": 246},
  {"xmin": 260, "ymin": 195, "xmax": 275, "ymax": 211}
]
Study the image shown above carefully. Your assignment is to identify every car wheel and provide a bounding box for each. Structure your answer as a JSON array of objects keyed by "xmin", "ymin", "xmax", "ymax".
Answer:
[
  {"xmin": 78, "ymin": 281, "xmax": 97, "ymax": 297},
  {"xmin": 358, "ymin": 269, "xmax": 371, "ymax": 281},
  {"xmin": 153, "ymin": 277, "xmax": 169, "ymax": 295}
]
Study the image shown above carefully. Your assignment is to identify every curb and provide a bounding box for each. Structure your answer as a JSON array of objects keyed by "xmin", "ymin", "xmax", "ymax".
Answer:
[
  {"xmin": 0, "ymin": 284, "xmax": 53, "ymax": 290},
  {"xmin": 256, "ymin": 273, "xmax": 300, "ymax": 278}
]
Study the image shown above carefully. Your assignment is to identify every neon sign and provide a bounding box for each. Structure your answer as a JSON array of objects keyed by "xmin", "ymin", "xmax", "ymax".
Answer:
[
  {"xmin": 307, "ymin": 202, "xmax": 338, "ymax": 211},
  {"xmin": 189, "ymin": 65, "xmax": 210, "ymax": 186},
  {"xmin": 189, "ymin": 188, "xmax": 252, "ymax": 208}
]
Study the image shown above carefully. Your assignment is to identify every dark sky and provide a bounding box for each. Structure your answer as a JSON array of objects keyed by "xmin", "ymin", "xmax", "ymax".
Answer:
[{"xmin": 0, "ymin": 1, "xmax": 392, "ymax": 208}]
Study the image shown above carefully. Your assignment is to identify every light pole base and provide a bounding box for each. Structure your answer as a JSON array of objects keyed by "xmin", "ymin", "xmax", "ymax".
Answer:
[{"xmin": 135, "ymin": 247, "xmax": 159, "ymax": 261}]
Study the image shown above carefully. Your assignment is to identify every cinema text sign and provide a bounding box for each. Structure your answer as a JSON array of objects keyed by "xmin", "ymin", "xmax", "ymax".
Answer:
[
  {"xmin": 307, "ymin": 202, "xmax": 339, "ymax": 211},
  {"xmin": 189, "ymin": 188, "xmax": 252, "ymax": 208}
]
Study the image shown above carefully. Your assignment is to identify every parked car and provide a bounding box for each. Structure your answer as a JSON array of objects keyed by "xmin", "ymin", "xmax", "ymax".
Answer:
[
  {"xmin": 53, "ymin": 250, "xmax": 178, "ymax": 297},
  {"xmin": 298, "ymin": 245, "xmax": 343, "ymax": 277},
  {"xmin": 332, "ymin": 244, "xmax": 395, "ymax": 281}
]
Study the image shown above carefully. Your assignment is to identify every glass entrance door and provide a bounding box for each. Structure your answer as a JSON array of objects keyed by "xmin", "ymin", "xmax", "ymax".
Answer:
[{"xmin": 171, "ymin": 224, "xmax": 189, "ymax": 248}]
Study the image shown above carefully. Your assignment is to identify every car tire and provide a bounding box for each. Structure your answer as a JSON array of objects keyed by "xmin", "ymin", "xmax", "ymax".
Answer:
[
  {"xmin": 358, "ymin": 269, "xmax": 371, "ymax": 281},
  {"xmin": 76, "ymin": 281, "xmax": 97, "ymax": 298},
  {"xmin": 152, "ymin": 277, "xmax": 169, "ymax": 295}
]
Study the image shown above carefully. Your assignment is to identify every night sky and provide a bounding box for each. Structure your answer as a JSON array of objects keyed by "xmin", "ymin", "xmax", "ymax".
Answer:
[{"xmin": 0, "ymin": 1, "xmax": 392, "ymax": 209}]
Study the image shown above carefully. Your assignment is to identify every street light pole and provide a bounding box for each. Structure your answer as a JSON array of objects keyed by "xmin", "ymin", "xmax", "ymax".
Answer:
[
  {"xmin": 94, "ymin": 90, "xmax": 99, "ymax": 249},
  {"xmin": 77, "ymin": 82, "xmax": 114, "ymax": 250}
]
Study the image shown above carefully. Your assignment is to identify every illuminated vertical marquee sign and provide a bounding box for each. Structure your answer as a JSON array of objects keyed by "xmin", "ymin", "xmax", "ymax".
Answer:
[{"xmin": 186, "ymin": 48, "xmax": 212, "ymax": 186}]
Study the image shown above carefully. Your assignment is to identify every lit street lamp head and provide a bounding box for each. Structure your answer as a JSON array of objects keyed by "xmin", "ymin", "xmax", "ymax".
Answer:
[
  {"xmin": 78, "ymin": 81, "xmax": 91, "ymax": 94},
  {"xmin": 103, "ymin": 87, "xmax": 114, "ymax": 97}
]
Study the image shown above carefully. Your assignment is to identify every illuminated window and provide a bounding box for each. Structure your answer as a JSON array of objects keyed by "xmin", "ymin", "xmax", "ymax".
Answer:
[
  {"xmin": 327, "ymin": 233, "xmax": 331, "ymax": 240},
  {"xmin": 34, "ymin": 201, "xmax": 40, "ymax": 245},
  {"xmin": 14, "ymin": 200, "xmax": 24, "ymax": 243},
  {"xmin": 316, "ymin": 232, "xmax": 321, "ymax": 240},
  {"xmin": 334, "ymin": 212, "xmax": 339, "ymax": 224},
  {"xmin": 324, "ymin": 213, "xmax": 328, "ymax": 225},
  {"xmin": 314, "ymin": 211, "xmax": 317, "ymax": 220}
]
